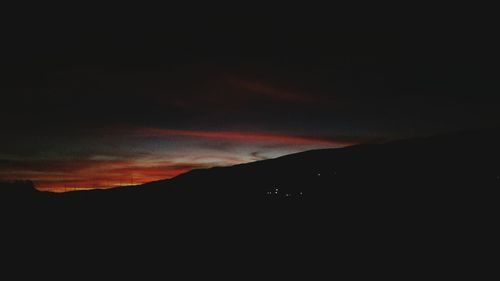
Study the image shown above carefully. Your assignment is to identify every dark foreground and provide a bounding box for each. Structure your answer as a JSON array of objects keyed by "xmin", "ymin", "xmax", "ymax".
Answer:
[{"xmin": 1, "ymin": 129, "xmax": 499, "ymax": 277}]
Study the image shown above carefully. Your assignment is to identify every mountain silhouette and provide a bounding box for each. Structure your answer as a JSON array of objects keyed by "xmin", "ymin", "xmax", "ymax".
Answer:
[
  {"xmin": 141, "ymin": 128, "xmax": 500, "ymax": 201},
  {"xmin": 3, "ymin": 128, "xmax": 499, "ymax": 274},
  {"xmin": 3, "ymin": 128, "xmax": 499, "ymax": 218}
]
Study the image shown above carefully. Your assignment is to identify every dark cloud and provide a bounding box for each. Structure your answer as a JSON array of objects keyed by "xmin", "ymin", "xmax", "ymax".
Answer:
[{"xmin": 250, "ymin": 151, "xmax": 269, "ymax": 161}]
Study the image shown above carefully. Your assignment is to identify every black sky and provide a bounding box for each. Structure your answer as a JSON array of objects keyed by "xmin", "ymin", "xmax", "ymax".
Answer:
[{"xmin": 1, "ymin": 7, "xmax": 499, "ymax": 189}]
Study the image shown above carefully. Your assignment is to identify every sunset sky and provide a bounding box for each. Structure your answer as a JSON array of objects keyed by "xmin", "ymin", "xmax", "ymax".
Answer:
[{"xmin": 1, "ymin": 12, "xmax": 499, "ymax": 191}]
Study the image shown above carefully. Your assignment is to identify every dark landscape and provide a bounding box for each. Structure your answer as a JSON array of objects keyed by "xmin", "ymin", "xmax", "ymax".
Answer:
[
  {"xmin": 2, "ymin": 128, "xmax": 498, "ymax": 276},
  {"xmin": 2, "ymin": 6, "xmax": 500, "ymax": 276},
  {"xmin": 3, "ymin": 128, "xmax": 499, "ymax": 215}
]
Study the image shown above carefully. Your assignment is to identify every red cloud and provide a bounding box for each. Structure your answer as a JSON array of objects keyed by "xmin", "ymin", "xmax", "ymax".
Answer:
[
  {"xmin": 137, "ymin": 128, "xmax": 352, "ymax": 146},
  {"xmin": 228, "ymin": 78, "xmax": 318, "ymax": 103}
]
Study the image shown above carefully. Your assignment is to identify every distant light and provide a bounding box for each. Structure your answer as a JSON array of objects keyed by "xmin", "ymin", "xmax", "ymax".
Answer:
[
  {"xmin": 299, "ymin": 192, "xmax": 303, "ymax": 195},
  {"xmin": 317, "ymin": 173, "xmax": 321, "ymax": 176}
]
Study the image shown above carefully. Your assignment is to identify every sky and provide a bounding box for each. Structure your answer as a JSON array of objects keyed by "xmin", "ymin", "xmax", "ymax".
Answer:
[{"xmin": 1, "ymin": 9, "xmax": 499, "ymax": 191}]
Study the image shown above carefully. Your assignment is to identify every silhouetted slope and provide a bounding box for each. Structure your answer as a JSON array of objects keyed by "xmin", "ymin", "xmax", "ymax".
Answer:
[
  {"xmin": 3, "ymin": 129, "xmax": 499, "ymax": 274},
  {"xmin": 3, "ymin": 128, "xmax": 500, "ymax": 212},
  {"xmin": 136, "ymin": 128, "xmax": 500, "ymax": 205},
  {"xmin": 0, "ymin": 180, "xmax": 40, "ymax": 202},
  {"xmin": 0, "ymin": 180, "xmax": 36, "ymax": 194}
]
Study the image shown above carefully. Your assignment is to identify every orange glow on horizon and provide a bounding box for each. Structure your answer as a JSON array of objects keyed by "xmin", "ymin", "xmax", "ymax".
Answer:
[
  {"xmin": 3, "ymin": 128, "xmax": 356, "ymax": 192},
  {"xmin": 34, "ymin": 165, "xmax": 194, "ymax": 192}
]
